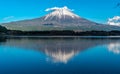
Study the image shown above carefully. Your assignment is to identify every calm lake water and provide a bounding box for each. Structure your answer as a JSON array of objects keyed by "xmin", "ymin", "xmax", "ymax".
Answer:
[{"xmin": 0, "ymin": 37, "xmax": 120, "ymax": 74}]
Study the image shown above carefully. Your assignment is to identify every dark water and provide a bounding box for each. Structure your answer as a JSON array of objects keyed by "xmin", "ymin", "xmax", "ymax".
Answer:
[{"xmin": 0, "ymin": 37, "xmax": 120, "ymax": 74}]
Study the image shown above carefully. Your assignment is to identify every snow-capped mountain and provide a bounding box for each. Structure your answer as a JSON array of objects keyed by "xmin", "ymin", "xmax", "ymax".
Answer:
[
  {"xmin": 1, "ymin": 6, "xmax": 120, "ymax": 31},
  {"xmin": 44, "ymin": 6, "xmax": 80, "ymax": 20},
  {"xmin": 43, "ymin": 6, "xmax": 99, "ymax": 27}
]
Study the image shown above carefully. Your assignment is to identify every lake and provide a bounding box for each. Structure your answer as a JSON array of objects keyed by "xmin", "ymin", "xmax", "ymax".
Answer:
[{"xmin": 0, "ymin": 37, "xmax": 120, "ymax": 74}]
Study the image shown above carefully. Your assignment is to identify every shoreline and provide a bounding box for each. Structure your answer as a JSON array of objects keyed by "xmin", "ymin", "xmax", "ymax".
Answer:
[{"xmin": 2, "ymin": 35, "xmax": 120, "ymax": 39}]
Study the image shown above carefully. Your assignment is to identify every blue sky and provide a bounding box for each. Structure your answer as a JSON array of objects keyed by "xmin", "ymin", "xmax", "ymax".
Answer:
[{"xmin": 0, "ymin": 0, "xmax": 120, "ymax": 24}]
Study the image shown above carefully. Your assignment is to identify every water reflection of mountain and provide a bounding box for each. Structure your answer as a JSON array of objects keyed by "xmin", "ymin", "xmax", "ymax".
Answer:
[{"xmin": 1, "ymin": 37, "xmax": 120, "ymax": 63}]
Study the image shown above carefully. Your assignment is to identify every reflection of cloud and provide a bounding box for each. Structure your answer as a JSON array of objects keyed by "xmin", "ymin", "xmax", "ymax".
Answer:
[
  {"xmin": 107, "ymin": 16, "xmax": 120, "ymax": 26},
  {"xmin": 45, "ymin": 49, "xmax": 78, "ymax": 63},
  {"xmin": 108, "ymin": 42, "xmax": 120, "ymax": 54}
]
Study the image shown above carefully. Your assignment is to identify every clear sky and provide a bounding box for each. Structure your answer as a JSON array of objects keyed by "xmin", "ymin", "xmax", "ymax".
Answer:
[{"xmin": 0, "ymin": 0, "xmax": 120, "ymax": 24}]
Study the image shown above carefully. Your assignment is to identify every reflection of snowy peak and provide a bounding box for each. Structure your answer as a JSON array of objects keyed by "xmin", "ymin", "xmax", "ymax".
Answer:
[
  {"xmin": 45, "ymin": 49, "xmax": 78, "ymax": 63},
  {"xmin": 2, "ymin": 38, "xmax": 120, "ymax": 63},
  {"xmin": 44, "ymin": 6, "xmax": 80, "ymax": 20}
]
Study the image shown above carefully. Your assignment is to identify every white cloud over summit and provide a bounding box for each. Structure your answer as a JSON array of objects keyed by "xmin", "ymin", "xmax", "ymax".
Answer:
[
  {"xmin": 107, "ymin": 16, "xmax": 120, "ymax": 26},
  {"xmin": 45, "ymin": 6, "xmax": 73, "ymax": 12}
]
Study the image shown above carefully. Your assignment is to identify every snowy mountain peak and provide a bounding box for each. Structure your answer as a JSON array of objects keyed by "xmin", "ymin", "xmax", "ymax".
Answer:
[{"xmin": 44, "ymin": 6, "xmax": 80, "ymax": 20}]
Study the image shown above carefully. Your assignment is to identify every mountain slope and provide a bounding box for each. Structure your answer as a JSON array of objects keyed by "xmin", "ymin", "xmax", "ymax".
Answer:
[{"xmin": 1, "ymin": 6, "xmax": 120, "ymax": 31}]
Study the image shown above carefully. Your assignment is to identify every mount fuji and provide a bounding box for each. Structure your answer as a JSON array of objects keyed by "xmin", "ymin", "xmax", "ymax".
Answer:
[{"xmin": 1, "ymin": 6, "xmax": 120, "ymax": 31}]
